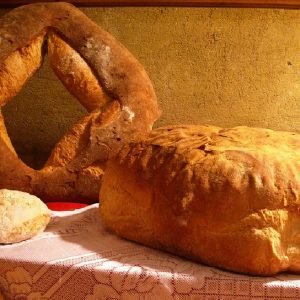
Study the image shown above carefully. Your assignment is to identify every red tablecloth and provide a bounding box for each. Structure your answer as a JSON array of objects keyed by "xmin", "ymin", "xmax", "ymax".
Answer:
[
  {"xmin": 46, "ymin": 202, "xmax": 88, "ymax": 211},
  {"xmin": 0, "ymin": 204, "xmax": 299, "ymax": 300}
]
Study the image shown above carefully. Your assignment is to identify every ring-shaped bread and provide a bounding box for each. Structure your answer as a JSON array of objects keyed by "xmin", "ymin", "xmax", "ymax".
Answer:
[{"xmin": 0, "ymin": 2, "xmax": 161, "ymax": 203}]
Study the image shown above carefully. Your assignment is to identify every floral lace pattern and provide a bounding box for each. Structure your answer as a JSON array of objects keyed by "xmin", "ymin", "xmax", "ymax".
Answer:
[{"xmin": 0, "ymin": 204, "xmax": 299, "ymax": 300}]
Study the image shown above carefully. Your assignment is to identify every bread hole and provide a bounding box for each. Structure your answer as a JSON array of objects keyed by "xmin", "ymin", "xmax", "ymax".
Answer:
[{"xmin": 2, "ymin": 56, "xmax": 86, "ymax": 170}]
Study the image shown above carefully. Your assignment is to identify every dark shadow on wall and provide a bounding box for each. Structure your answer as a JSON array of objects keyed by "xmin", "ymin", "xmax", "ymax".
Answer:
[{"xmin": 2, "ymin": 56, "xmax": 86, "ymax": 170}]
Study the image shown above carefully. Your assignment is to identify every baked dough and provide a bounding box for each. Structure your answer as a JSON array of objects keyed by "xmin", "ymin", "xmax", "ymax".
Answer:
[
  {"xmin": 0, "ymin": 189, "xmax": 51, "ymax": 244},
  {"xmin": 100, "ymin": 125, "xmax": 300, "ymax": 275},
  {"xmin": 0, "ymin": 3, "xmax": 160, "ymax": 203}
]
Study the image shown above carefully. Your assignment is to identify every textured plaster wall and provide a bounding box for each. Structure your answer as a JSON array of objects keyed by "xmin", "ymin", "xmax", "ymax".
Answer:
[{"xmin": 1, "ymin": 7, "xmax": 300, "ymax": 168}]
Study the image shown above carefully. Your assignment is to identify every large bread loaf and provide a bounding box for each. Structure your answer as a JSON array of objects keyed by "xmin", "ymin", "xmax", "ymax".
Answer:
[{"xmin": 100, "ymin": 125, "xmax": 300, "ymax": 276}]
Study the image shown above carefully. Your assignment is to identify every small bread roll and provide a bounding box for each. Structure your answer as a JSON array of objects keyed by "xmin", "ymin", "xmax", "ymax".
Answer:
[{"xmin": 0, "ymin": 189, "xmax": 50, "ymax": 244}]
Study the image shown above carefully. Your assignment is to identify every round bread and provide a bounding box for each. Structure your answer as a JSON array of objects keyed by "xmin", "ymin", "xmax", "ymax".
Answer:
[
  {"xmin": 100, "ymin": 125, "xmax": 300, "ymax": 276},
  {"xmin": 0, "ymin": 2, "xmax": 160, "ymax": 203},
  {"xmin": 0, "ymin": 189, "xmax": 51, "ymax": 244}
]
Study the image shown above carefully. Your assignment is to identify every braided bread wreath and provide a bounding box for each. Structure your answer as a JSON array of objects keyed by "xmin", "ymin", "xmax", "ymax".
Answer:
[{"xmin": 0, "ymin": 2, "xmax": 160, "ymax": 203}]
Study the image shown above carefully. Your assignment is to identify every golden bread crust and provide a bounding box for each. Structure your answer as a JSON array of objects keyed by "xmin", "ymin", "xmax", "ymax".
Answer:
[
  {"xmin": 100, "ymin": 125, "xmax": 300, "ymax": 275},
  {"xmin": 47, "ymin": 31, "xmax": 111, "ymax": 112},
  {"xmin": 0, "ymin": 110, "xmax": 15, "ymax": 155},
  {"xmin": 0, "ymin": 189, "xmax": 50, "ymax": 244},
  {"xmin": 0, "ymin": 2, "xmax": 160, "ymax": 202},
  {"xmin": 0, "ymin": 34, "xmax": 45, "ymax": 107}
]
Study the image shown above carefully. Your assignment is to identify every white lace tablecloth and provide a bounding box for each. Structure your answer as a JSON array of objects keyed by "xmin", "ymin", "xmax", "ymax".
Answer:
[{"xmin": 0, "ymin": 204, "xmax": 299, "ymax": 300}]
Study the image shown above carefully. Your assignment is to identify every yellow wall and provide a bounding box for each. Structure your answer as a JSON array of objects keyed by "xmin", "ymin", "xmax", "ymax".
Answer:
[{"xmin": 1, "ymin": 7, "xmax": 300, "ymax": 168}]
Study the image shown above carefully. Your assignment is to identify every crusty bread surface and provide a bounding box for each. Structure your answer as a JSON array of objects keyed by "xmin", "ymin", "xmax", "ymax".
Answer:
[
  {"xmin": 0, "ymin": 110, "xmax": 15, "ymax": 154},
  {"xmin": 0, "ymin": 189, "xmax": 51, "ymax": 244},
  {"xmin": 0, "ymin": 2, "xmax": 160, "ymax": 203},
  {"xmin": 100, "ymin": 125, "xmax": 300, "ymax": 276}
]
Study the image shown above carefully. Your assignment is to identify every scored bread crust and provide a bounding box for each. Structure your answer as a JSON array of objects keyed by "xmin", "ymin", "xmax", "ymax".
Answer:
[
  {"xmin": 0, "ymin": 2, "xmax": 160, "ymax": 202},
  {"xmin": 100, "ymin": 125, "xmax": 300, "ymax": 276}
]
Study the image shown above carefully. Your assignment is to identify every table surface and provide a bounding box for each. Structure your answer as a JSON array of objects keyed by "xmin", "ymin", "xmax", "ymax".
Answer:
[{"xmin": 0, "ymin": 204, "xmax": 300, "ymax": 300}]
